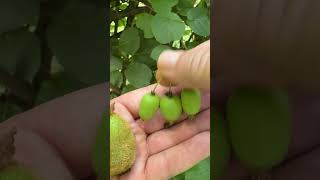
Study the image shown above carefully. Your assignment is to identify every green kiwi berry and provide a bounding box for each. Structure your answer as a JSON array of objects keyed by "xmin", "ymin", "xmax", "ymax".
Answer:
[
  {"xmin": 181, "ymin": 89, "xmax": 201, "ymax": 116},
  {"xmin": 139, "ymin": 92, "xmax": 160, "ymax": 121},
  {"xmin": 160, "ymin": 94, "xmax": 182, "ymax": 125},
  {"xmin": 92, "ymin": 112, "xmax": 107, "ymax": 180},
  {"xmin": 227, "ymin": 87, "xmax": 290, "ymax": 170}
]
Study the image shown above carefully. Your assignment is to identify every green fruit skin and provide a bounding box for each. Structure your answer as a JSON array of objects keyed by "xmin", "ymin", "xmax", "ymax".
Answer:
[
  {"xmin": 213, "ymin": 110, "xmax": 231, "ymax": 179},
  {"xmin": 227, "ymin": 88, "xmax": 290, "ymax": 170},
  {"xmin": 160, "ymin": 95, "xmax": 182, "ymax": 124},
  {"xmin": 0, "ymin": 165, "xmax": 38, "ymax": 180},
  {"xmin": 139, "ymin": 93, "xmax": 160, "ymax": 121},
  {"xmin": 181, "ymin": 89, "xmax": 201, "ymax": 116},
  {"xmin": 110, "ymin": 114, "xmax": 136, "ymax": 176},
  {"xmin": 93, "ymin": 112, "xmax": 107, "ymax": 180}
]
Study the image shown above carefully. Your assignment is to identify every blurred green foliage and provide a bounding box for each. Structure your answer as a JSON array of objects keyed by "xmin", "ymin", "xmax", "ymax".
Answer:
[{"xmin": 0, "ymin": 0, "xmax": 107, "ymax": 122}]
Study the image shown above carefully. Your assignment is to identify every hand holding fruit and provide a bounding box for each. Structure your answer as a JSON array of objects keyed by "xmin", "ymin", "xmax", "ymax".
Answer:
[{"xmin": 110, "ymin": 84, "xmax": 210, "ymax": 180}]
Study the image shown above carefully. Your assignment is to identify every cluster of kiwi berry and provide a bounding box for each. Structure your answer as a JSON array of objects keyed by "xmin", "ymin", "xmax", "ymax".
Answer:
[
  {"xmin": 213, "ymin": 87, "xmax": 291, "ymax": 179},
  {"xmin": 139, "ymin": 85, "xmax": 202, "ymax": 126}
]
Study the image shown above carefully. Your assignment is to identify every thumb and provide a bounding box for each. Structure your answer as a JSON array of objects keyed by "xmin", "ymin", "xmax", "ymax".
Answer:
[{"xmin": 156, "ymin": 40, "xmax": 210, "ymax": 90}]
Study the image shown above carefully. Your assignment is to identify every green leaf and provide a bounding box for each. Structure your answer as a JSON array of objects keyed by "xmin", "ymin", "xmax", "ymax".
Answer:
[
  {"xmin": 125, "ymin": 62, "xmax": 152, "ymax": 88},
  {"xmin": 185, "ymin": 157, "xmax": 210, "ymax": 180},
  {"xmin": 119, "ymin": 27, "xmax": 140, "ymax": 55},
  {"xmin": 176, "ymin": 0, "xmax": 194, "ymax": 16},
  {"xmin": 149, "ymin": 0, "xmax": 178, "ymax": 13},
  {"xmin": 151, "ymin": 45, "xmax": 171, "ymax": 60},
  {"xmin": 0, "ymin": 29, "xmax": 40, "ymax": 82},
  {"xmin": 172, "ymin": 173, "xmax": 185, "ymax": 180},
  {"xmin": 133, "ymin": 38, "xmax": 159, "ymax": 69},
  {"xmin": 47, "ymin": 0, "xmax": 107, "ymax": 84},
  {"xmin": 136, "ymin": 13, "xmax": 154, "ymax": 39},
  {"xmin": 186, "ymin": 6, "xmax": 210, "ymax": 37},
  {"xmin": 151, "ymin": 13, "xmax": 185, "ymax": 44},
  {"xmin": 0, "ymin": 102, "xmax": 23, "ymax": 123},
  {"xmin": 121, "ymin": 84, "xmax": 137, "ymax": 94},
  {"xmin": 110, "ymin": 56, "xmax": 122, "ymax": 72},
  {"xmin": 36, "ymin": 72, "xmax": 87, "ymax": 105},
  {"xmin": 0, "ymin": 0, "xmax": 39, "ymax": 34},
  {"xmin": 110, "ymin": 71, "xmax": 123, "ymax": 88}
]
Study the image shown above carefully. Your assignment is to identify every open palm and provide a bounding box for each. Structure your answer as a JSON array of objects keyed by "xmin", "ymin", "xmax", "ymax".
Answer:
[{"xmin": 110, "ymin": 84, "xmax": 210, "ymax": 180}]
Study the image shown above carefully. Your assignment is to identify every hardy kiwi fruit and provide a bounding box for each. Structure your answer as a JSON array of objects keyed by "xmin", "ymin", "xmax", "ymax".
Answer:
[
  {"xmin": 93, "ymin": 112, "xmax": 107, "ymax": 179},
  {"xmin": 227, "ymin": 87, "xmax": 290, "ymax": 170},
  {"xmin": 181, "ymin": 89, "xmax": 201, "ymax": 116},
  {"xmin": 110, "ymin": 114, "xmax": 136, "ymax": 176},
  {"xmin": 139, "ymin": 92, "xmax": 160, "ymax": 121},
  {"xmin": 0, "ymin": 165, "xmax": 38, "ymax": 180},
  {"xmin": 212, "ymin": 110, "xmax": 231, "ymax": 179},
  {"xmin": 160, "ymin": 94, "xmax": 182, "ymax": 125}
]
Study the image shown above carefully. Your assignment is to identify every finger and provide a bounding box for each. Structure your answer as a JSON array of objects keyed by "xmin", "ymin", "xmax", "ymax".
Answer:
[
  {"xmin": 12, "ymin": 127, "xmax": 74, "ymax": 180},
  {"xmin": 145, "ymin": 131, "xmax": 210, "ymax": 180},
  {"xmin": 2, "ymin": 83, "xmax": 107, "ymax": 178},
  {"xmin": 272, "ymin": 146, "xmax": 320, "ymax": 180},
  {"xmin": 147, "ymin": 109, "xmax": 210, "ymax": 155},
  {"xmin": 138, "ymin": 92, "xmax": 210, "ymax": 134},
  {"xmin": 112, "ymin": 103, "xmax": 148, "ymax": 180},
  {"xmin": 157, "ymin": 40, "xmax": 210, "ymax": 90}
]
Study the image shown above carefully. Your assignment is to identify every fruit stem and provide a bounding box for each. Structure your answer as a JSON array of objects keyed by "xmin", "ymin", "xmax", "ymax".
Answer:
[
  {"xmin": 151, "ymin": 83, "xmax": 158, "ymax": 95},
  {"xmin": 110, "ymin": 102, "xmax": 115, "ymax": 113}
]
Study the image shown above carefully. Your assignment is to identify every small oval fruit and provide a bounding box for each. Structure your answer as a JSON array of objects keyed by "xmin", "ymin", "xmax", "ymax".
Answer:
[
  {"xmin": 227, "ymin": 87, "xmax": 290, "ymax": 170},
  {"xmin": 110, "ymin": 114, "xmax": 136, "ymax": 176},
  {"xmin": 139, "ymin": 92, "xmax": 160, "ymax": 121},
  {"xmin": 181, "ymin": 89, "xmax": 201, "ymax": 116},
  {"xmin": 212, "ymin": 110, "xmax": 231, "ymax": 179},
  {"xmin": 0, "ymin": 165, "xmax": 38, "ymax": 180},
  {"xmin": 160, "ymin": 94, "xmax": 182, "ymax": 125},
  {"xmin": 93, "ymin": 112, "xmax": 107, "ymax": 180}
]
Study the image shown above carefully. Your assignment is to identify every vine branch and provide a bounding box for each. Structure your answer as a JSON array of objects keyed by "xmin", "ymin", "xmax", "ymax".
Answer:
[
  {"xmin": 110, "ymin": 6, "xmax": 154, "ymax": 22},
  {"xmin": 0, "ymin": 68, "xmax": 34, "ymax": 106}
]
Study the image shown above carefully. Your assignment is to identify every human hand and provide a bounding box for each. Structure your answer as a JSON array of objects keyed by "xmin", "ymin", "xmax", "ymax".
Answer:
[
  {"xmin": 0, "ymin": 84, "xmax": 107, "ymax": 180},
  {"xmin": 110, "ymin": 84, "xmax": 210, "ymax": 180},
  {"xmin": 156, "ymin": 40, "xmax": 210, "ymax": 90}
]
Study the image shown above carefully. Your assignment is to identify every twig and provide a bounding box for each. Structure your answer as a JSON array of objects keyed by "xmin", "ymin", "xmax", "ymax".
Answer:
[
  {"xmin": 0, "ymin": 68, "xmax": 34, "ymax": 106},
  {"xmin": 110, "ymin": 7, "xmax": 155, "ymax": 22}
]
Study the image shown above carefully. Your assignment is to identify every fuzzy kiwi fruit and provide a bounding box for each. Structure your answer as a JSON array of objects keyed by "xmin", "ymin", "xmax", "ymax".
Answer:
[
  {"xmin": 92, "ymin": 112, "xmax": 107, "ymax": 179},
  {"xmin": 0, "ymin": 165, "xmax": 38, "ymax": 180},
  {"xmin": 110, "ymin": 114, "xmax": 136, "ymax": 176}
]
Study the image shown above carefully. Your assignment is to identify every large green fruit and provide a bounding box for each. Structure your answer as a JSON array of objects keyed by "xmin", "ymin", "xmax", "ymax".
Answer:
[
  {"xmin": 227, "ymin": 88, "xmax": 290, "ymax": 170},
  {"xmin": 181, "ymin": 89, "xmax": 201, "ymax": 116},
  {"xmin": 139, "ymin": 92, "xmax": 160, "ymax": 121},
  {"xmin": 93, "ymin": 112, "xmax": 107, "ymax": 179},
  {"xmin": 212, "ymin": 110, "xmax": 231, "ymax": 180},
  {"xmin": 160, "ymin": 94, "xmax": 182, "ymax": 125},
  {"xmin": 0, "ymin": 165, "xmax": 38, "ymax": 180},
  {"xmin": 110, "ymin": 114, "xmax": 136, "ymax": 176}
]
